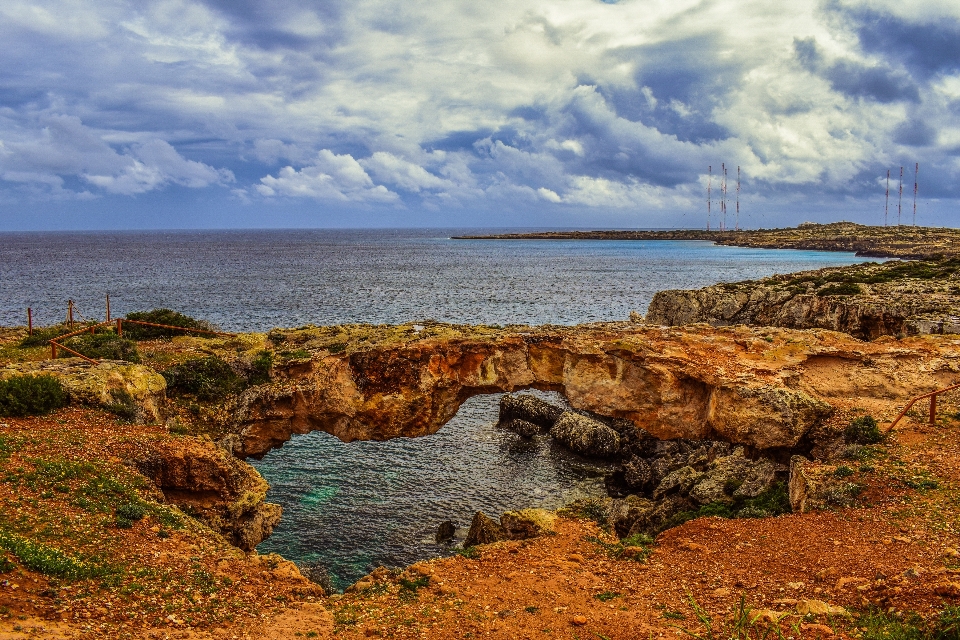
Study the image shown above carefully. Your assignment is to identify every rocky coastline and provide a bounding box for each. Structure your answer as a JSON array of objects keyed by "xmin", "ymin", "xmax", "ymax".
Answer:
[{"xmin": 5, "ymin": 232, "xmax": 960, "ymax": 636}]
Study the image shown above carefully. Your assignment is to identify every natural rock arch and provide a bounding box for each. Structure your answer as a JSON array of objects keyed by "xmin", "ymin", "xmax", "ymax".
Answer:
[{"xmin": 221, "ymin": 324, "xmax": 833, "ymax": 459}]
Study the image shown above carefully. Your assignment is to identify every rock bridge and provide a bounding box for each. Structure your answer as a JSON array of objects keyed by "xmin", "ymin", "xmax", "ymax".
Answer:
[{"xmin": 220, "ymin": 322, "xmax": 857, "ymax": 459}]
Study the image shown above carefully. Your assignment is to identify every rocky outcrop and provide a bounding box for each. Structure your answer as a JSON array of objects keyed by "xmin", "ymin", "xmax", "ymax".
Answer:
[
  {"xmin": 499, "ymin": 394, "xmax": 563, "ymax": 430},
  {"xmin": 0, "ymin": 358, "xmax": 166, "ymax": 422},
  {"xmin": 549, "ymin": 412, "xmax": 621, "ymax": 457},
  {"xmin": 646, "ymin": 259, "xmax": 960, "ymax": 340},
  {"xmin": 223, "ymin": 322, "xmax": 845, "ymax": 458},
  {"xmin": 463, "ymin": 511, "xmax": 506, "ymax": 547},
  {"xmin": 129, "ymin": 436, "xmax": 282, "ymax": 550}
]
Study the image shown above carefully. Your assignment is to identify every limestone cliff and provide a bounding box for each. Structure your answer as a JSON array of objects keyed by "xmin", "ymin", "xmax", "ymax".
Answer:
[
  {"xmin": 646, "ymin": 259, "xmax": 960, "ymax": 340},
  {"xmin": 216, "ymin": 321, "xmax": 960, "ymax": 460},
  {"xmin": 128, "ymin": 435, "xmax": 282, "ymax": 550}
]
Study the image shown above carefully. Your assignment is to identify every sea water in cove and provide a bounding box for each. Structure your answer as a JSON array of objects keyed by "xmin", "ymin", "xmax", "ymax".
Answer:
[{"xmin": 0, "ymin": 228, "xmax": 879, "ymax": 590}]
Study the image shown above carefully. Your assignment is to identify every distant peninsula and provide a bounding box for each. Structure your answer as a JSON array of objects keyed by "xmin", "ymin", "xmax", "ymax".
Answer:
[{"xmin": 454, "ymin": 221, "xmax": 960, "ymax": 260}]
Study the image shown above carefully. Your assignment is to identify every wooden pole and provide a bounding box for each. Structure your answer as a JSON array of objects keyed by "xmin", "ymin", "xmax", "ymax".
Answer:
[
  {"xmin": 51, "ymin": 342, "xmax": 57, "ymax": 359},
  {"xmin": 27, "ymin": 308, "xmax": 32, "ymax": 336},
  {"xmin": 116, "ymin": 318, "xmax": 123, "ymax": 336},
  {"xmin": 68, "ymin": 300, "xmax": 74, "ymax": 330},
  {"xmin": 106, "ymin": 294, "xmax": 111, "ymax": 323}
]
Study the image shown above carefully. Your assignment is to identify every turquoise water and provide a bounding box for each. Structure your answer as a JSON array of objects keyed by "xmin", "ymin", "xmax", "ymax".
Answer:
[{"xmin": 0, "ymin": 228, "xmax": 879, "ymax": 590}]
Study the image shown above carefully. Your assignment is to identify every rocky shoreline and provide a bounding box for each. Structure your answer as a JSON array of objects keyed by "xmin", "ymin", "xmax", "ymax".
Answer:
[{"xmin": 455, "ymin": 221, "xmax": 960, "ymax": 260}]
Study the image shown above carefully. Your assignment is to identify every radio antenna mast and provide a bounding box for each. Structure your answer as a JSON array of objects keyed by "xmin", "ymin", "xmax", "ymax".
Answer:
[
  {"xmin": 721, "ymin": 163, "xmax": 727, "ymax": 231},
  {"xmin": 707, "ymin": 166, "xmax": 712, "ymax": 231},
  {"xmin": 884, "ymin": 170, "xmax": 890, "ymax": 227},
  {"xmin": 913, "ymin": 163, "xmax": 919, "ymax": 226},
  {"xmin": 736, "ymin": 166, "xmax": 741, "ymax": 231},
  {"xmin": 898, "ymin": 166, "xmax": 903, "ymax": 226}
]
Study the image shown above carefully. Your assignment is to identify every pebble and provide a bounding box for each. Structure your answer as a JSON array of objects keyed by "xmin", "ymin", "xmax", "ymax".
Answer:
[{"xmin": 572, "ymin": 615, "xmax": 588, "ymax": 626}]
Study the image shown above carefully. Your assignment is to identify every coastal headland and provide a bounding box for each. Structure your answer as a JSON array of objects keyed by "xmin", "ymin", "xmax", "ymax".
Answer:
[{"xmin": 4, "ymin": 224, "xmax": 960, "ymax": 638}]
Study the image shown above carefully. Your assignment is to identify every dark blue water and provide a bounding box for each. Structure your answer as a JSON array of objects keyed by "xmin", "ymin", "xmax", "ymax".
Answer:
[{"xmin": 0, "ymin": 228, "xmax": 878, "ymax": 589}]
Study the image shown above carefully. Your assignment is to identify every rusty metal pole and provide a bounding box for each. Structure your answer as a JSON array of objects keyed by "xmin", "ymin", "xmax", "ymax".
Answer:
[
  {"xmin": 68, "ymin": 300, "xmax": 74, "ymax": 330},
  {"xmin": 106, "ymin": 294, "xmax": 110, "ymax": 323},
  {"xmin": 930, "ymin": 394, "xmax": 938, "ymax": 426},
  {"xmin": 27, "ymin": 308, "xmax": 32, "ymax": 336},
  {"xmin": 116, "ymin": 318, "xmax": 122, "ymax": 336}
]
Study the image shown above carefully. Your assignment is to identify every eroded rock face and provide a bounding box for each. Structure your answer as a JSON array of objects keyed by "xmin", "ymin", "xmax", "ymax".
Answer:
[
  {"xmin": 130, "ymin": 436, "xmax": 282, "ymax": 550},
  {"xmin": 223, "ymin": 323, "xmax": 848, "ymax": 458},
  {"xmin": 646, "ymin": 260, "xmax": 960, "ymax": 340},
  {"xmin": 0, "ymin": 359, "xmax": 166, "ymax": 422},
  {"xmin": 550, "ymin": 412, "xmax": 621, "ymax": 457}
]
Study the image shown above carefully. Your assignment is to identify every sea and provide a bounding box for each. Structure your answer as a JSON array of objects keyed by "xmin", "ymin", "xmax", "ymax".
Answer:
[{"xmin": 0, "ymin": 228, "xmax": 878, "ymax": 589}]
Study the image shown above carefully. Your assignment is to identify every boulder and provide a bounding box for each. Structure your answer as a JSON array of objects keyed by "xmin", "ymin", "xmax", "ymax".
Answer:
[
  {"xmin": 609, "ymin": 495, "xmax": 657, "ymax": 537},
  {"xmin": 463, "ymin": 511, "xmax": 505, "ymax": 547},
  {"xmin": 0, "ymin": 359, "xmax": 166, "ymax": 422},
  {"xmin": 435, "ymin": 520, "xmax": 456, "ymax": 543},
  {"xmin": 550, "ymin": 412, "xmax": 621, "ymax": 457},
  {"xmin": 502, "ymin": 418, "xmax": 541, "ymax": 438},
  {"xmin": 788, "ymin": 456, "xmax": 861, "ymax": 512},
  {"xmin": 501, "ymin": 508, "xmax": 556, "ymax": 539},
  {"xmin": 499, "ymin": 394, "xmax": 564, "ymax": 429},
  {"xmin": 653, "ymin": 466, "xmax": 703, "ymax": 500}
]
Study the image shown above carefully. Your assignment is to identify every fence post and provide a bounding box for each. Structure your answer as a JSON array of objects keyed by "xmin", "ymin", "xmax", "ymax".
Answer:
[
  {"xmin": 27, "ymin": 308, "xmax": 32, "ymax": 336},
  {"xmin": 51, "ymin": 342, "xmax": 57, "ymax": 359},
  {"xmin": 116, "ymin": 318, "xmax": 122, "ymax": 336},
  {"xmin": 106, "ymin": 294, "xmax": 111, "ymax": 322},
  {"xmin": 930, "ymin": 394, "xmax": 938, "ymax": 426},
  {"xmin": 68, "ymin": 300, "xmax": 74, "ymax": 330}
]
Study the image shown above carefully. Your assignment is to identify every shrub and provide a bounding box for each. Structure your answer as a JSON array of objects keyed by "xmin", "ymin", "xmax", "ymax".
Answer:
[
  {"xmin": 161, "ymin": 356, "xmax": 245, "ymax": 401},
  {"xmin": 0, "ymin": 375, "xmax": 68, "ymax": 417},
  {"xmin": 123, "ymin": 309, "xmax": 214, "ymax": 340},
  {"xmin": 115, "ymin": 502, "xmax": 147, "ymax": 529},
  {"xmin": 818, "ymin": 282, "xmax": 862, "ymax": 296},
  {"xmin": 248, "ymin": 350, "xmax": 273, "ymax": 385},
  {"xmin": 846, "ymin": 415, "xmax": 884, "ymax": 444},
  {"xmin": 103, "ymin": 389, "xmax": 139, "ymax": 421},
  {"xmin": 18, "ymin": 324, "xmax": 74, "ymax": 348},
  {"xmin": 60, "ymin": 333, "xmax": 140, "ymax": 363}
]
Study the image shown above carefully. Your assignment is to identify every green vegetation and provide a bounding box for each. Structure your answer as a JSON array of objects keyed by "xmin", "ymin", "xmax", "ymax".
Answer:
[
  {"xmin": 103, "ymin": 388, "xmax": 139, "ymax": 421},
  {"xmin": 60, "ymin": 332, "xmax": 141, "ymax": 363},
  {"xmin": 0, "ymin": 374, "xmax": 68, "ymax": 417},
  {"xmin": 18, "ymin": 323, "xmax": 75, "ymax": 348},
  {"xmin": 248, "ymin": 350, "xmax": 273, "ymax": 385},
  {"xmin": 115, "ymin": 502, "xmax": 148, "ymax": 529},
  {"xmin": 846, "ymin": 415, "xmax": 884, "ymax": 445},
  {"xmin": 818, "ymin": 282, "xmax": 863, "ymax": 297},
  {"xmin": 0, "ymin": 526, "xmax": 114, "ymax": 580},
  {"xmin": 161, "ymin": 356, "xmax": 245, "ymax": 401},
  {"xmin": 123, "ymin": 309, "xmax": 215, "ymax": 340},
  {"xmin": 834, "ymin": 465, "xmax": 855, "ymax": 478},
  {"xmin": 860, "ymin": 606, "xmax": 960, "ymax": 640},
  {"xmin": 398, "ymin": 575, "xmax": 430, "ymax": 601},
  {"xmin": 595, "ymin": 591, "xmax": 621, "ymax": 602},
  {"xmin": 667, "ymin": 482, "xmax": 791, "ymax": 529},
  {"xmin": 455, "ymin": 545, "xmax": 480, "ymax": 559},
  {"xmin": 584, "ymin": 531, "xmax": 655, "ymax": 561},
  {"xmin": 784, "ymin": 258, "xmax": 960, "ymax": 289}
]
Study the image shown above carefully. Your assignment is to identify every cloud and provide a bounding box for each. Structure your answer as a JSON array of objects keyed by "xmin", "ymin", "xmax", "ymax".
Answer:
[
  {"xmin": 2, "ymin": 0, "xmax": 960, "ymax": 222},
  {"xmin": 256, "ymin": 149, "xmax": 399, "ymax": 202}
]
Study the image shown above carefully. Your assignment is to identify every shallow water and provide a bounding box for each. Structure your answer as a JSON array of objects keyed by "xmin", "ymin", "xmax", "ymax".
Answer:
[{"xmin": 0, "ymin": 228, "xmax": 878, "ymax": 590}]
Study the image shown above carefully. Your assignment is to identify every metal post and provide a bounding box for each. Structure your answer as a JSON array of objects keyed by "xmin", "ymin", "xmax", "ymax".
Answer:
[
  {"xmin": 913, "ymin": 163, "xmax": 919, "ymax": 226},
  {"xmin": 27, "ymin": 308, "xmax": 32, "ymax": 336},
  {"xmin": 930, "ymin": 394, "xmax": 937, "ymax": 426},
  {"xmin": 885, "ymin": 170, "xmax": 890, "ymax": 227},
  {"xmin": 106, "ymin": 294, "xmax": 111, "ymax": 323},
  {"xmin": 68, "ymin": 300, "xmax": 74, "ymax": 330},
  {"xmin": 707, "ymin": 166, "xmax": 712, "ymax": 231},
  {"xmin": 898, "ymin": 166, "xmax": 903, "ymax": 226},
  {"xmin": 116, "ymin": 318, "xmax": 123, "ymax": 336}
]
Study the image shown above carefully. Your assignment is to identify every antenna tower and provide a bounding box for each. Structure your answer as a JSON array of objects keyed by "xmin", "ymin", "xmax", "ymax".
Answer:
[
  {"xmin": 736, "ymin": 166, "xmax": 741, "ymax": 231},
  {"xmin": 707, "ymin": 166, "xmax": 712, "ymax": 231},
  {"xmin": 721, "ymin": 163, "xmax": 727, "ymax": 231},
  {"xmin": 913, "ymin": 163, "xmax": 919, "ymax": 226},
  {"xmin": 884, "ymin": 170, "xmax": 890, "ymax": 227},
  {"xmin": 898, "ymin": 166, "xmax": 903, "ymax": 226}
]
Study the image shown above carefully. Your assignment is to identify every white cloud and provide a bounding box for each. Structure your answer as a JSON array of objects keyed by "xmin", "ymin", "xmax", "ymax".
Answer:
[{"xmin": 257, "ymin": 150, "xmax": 399, "ymax": 203}]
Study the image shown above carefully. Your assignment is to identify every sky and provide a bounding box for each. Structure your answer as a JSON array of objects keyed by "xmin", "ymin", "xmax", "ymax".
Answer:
[{"xmin": 1, "ymin": 0, "xmax": 959, "ymax": 230}]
